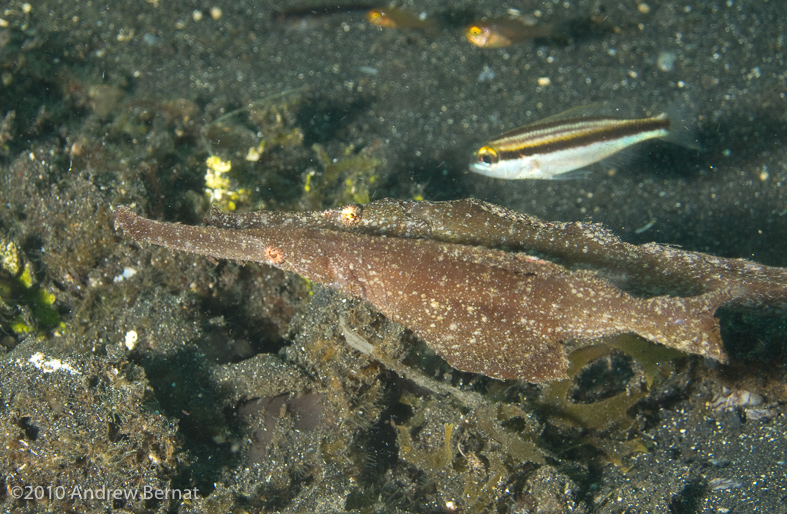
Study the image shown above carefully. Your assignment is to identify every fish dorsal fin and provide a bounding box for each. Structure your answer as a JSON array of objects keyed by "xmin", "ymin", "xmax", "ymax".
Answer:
[{"xmin": 527, "ymin": 102, "xmax": 619, "ymax": 126}]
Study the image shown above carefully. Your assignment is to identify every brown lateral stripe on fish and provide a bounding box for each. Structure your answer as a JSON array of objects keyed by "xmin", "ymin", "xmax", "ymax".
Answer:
[
  {"xmin": 115, "ymin": 206, "xmax": 728, "ymax": 383},
  {"xmin": 470, "ymin": 107, "xmax": 698, "ymax": 179}
]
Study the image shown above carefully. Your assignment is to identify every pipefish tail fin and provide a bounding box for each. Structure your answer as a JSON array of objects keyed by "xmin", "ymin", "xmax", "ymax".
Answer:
[{"xmin": 635, "ymin": 291, "xmax": 729, "ymax": 362}]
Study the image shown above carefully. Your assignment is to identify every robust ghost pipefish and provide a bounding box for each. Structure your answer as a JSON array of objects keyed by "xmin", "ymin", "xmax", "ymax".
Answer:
[{"xmin": 115, "ymin": 205, "xmax": 731, "ymax": 383}]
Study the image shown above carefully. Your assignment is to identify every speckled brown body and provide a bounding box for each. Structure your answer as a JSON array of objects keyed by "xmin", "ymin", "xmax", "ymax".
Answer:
[
  {"xmin": 209, "ymin": 198, "xmax": 787, "ymax": 314},
  {"xmin": 115, "ymin": 206, "xmax": 727, "ymax": 382}
]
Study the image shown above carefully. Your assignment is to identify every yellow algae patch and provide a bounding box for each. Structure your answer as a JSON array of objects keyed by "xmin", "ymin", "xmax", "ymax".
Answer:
[{"xmin": 204, "ymin": 156, "xmax": 248, "ymax": 210}]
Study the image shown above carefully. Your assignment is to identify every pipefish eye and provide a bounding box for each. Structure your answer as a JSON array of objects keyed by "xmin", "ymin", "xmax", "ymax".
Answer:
[
  {"xmin": 467, "ymin": 25, "xmax": 483, "ymax": 37},
  {"xmin": 340, "ymin": 204, "xmax": 362, "ymax": 225},
  {"xmin": 477, "ymin": 146, "xmax": 498, "ymax": 166}
]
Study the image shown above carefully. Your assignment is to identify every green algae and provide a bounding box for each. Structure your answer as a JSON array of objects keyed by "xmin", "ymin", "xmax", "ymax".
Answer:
[
  {"xmin": 307, "ymin": 142, "xmax": 383, "ymax": 207},
  {"xmin": 0, "ymin": 236, "xmax": 61, "ymax": 342},
  {"xmin": 539, "ymin": 335, "xmax": 684, "ymax": 430}
]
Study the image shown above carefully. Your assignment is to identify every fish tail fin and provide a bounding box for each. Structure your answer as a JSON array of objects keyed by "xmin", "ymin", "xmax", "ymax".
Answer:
[
  {"xmin": 634, "ymin": 292, "xmax": 728, "ymax": 362},
  {"xmin": 659, "ymin": 96, "xmax": 702, "ymax": 150}
]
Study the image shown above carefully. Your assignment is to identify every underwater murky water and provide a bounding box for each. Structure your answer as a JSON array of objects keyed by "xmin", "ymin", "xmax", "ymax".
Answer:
[{"xmin": 1, "ymin": 1, "xmax": 785, "ymax": 512}]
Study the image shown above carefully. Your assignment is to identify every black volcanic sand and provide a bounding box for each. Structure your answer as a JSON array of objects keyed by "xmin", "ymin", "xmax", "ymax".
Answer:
[{"xmin": 1, "ymin": 1, "xmax": 785, "ymax": 512}]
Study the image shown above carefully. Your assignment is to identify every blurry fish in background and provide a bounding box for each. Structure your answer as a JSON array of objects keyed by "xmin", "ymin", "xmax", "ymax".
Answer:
[
  {"xmin": 277, "ymin": 3, "xmax": 375, "ymax": 19},
  {"xmin": 469, "ymin": 105, "xmax": 700, "ymax": 180},
  {"xmin": 465, "ymin": 17, "xmax": 557, "ymax": 48},
  {"xmin": 366, "ymin": 7, "xmax": 436, "ymax": 32},
  {"xmin": 274, "ymin": 3, "xmax": 375, "ymax": 29}
]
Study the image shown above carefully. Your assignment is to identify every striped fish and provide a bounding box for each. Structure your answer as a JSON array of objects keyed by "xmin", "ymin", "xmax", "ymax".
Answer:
[{"xmin": 469, "ymin": 107, "xmax": 698, "ymax": 179}]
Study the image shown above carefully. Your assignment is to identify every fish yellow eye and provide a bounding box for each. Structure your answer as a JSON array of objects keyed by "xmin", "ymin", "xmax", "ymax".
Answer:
[
  {"xmin": 467, "ymin": 25, "xmax": 482, "ymax": 37},
  {"xmin": 367, "ymin": 10, "xmax": 382, "ymax": 23},
  {"xmin": 477, "ymin": 146, "xmax": 498, "ymax": 166}
]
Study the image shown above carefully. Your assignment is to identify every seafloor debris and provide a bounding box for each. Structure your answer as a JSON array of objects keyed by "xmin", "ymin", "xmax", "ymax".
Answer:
[
  {"xmin": 109, "ymin": 198, "xmax": 786, "ymax": 383},
  {"xmin": 706, "ymin": 388, "xmax": 764, "ymax": 411},
  {"xmin": 706, "ymin": 387, "xmax": 779, "ymax": 422}
]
